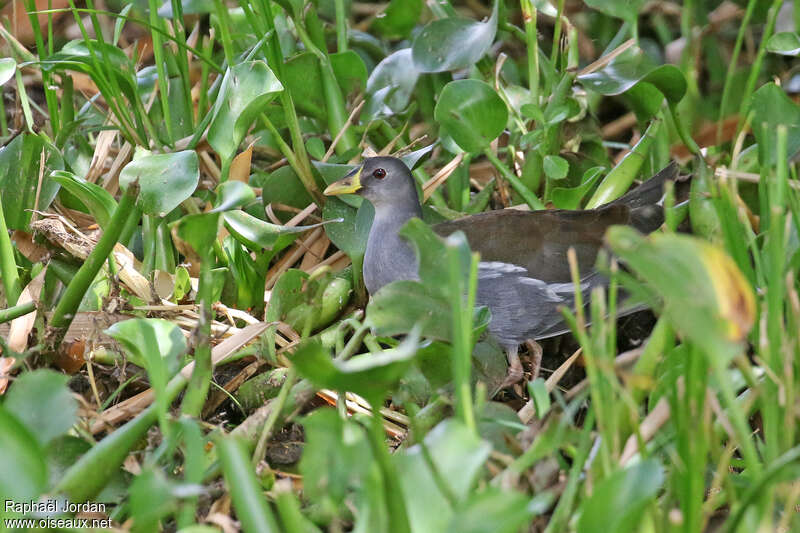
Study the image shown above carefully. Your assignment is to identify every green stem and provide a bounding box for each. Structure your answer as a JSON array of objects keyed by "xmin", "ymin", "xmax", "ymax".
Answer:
[
  {"xmin": 521, "ymin": 0, "xmax": 539, "ymax": 104},
  {"xmin": 483, "ymin": 149, "xmax": 546, "ymax": 210},
  {"xmin": 49, "ymin": 186, "xmax": 140, "ymax": 348},
  {"xmin": 148, "ymin": 0, "xmax": 174, "ymax": 144},
  {"xmin": 0, "ymin": 199, "xmax": 22, "ymax": 306},
  {"xmin": 0, "ymin": 300, "xmax": 35, "ymax": 324},
  {"xmin": 334, "ymin": 0, "xmax": 348, "ymax": 52}
]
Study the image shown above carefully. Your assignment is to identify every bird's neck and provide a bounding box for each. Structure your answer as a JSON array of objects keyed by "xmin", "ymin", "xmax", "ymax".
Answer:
[{"xmin": 363, "ymin": 201, "xmax": 423, "ymax": 293}]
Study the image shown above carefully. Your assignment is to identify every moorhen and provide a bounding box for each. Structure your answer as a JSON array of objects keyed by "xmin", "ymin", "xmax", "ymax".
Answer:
[{"xmin": 324, "ymin": 156, "xmax": 677, "ymax": 384}]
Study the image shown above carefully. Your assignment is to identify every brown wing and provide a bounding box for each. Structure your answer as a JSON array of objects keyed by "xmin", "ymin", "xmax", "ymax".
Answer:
[{"xmin": 433, "ymin": 204, "xmax": 632, "ymax": 283}]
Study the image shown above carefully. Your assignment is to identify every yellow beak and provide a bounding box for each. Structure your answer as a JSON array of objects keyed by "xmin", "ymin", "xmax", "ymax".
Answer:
[{"xmin": 324, "ymin": 166, "xmax": 363, "ymax": 196}]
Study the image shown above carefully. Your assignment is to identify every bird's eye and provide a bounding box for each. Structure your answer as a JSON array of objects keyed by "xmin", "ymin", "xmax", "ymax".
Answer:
[{"xmin": 372, "ymin": 168, "xmax": 387, "ymax": 179}]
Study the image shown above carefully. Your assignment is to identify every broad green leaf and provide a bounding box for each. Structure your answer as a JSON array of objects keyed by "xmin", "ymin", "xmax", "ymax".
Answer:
[
  {"xmin": 119, "ymin": 150, "xmax": 199, "ymax": 217},
  {"xmin": 299, "ymin": 409, "xmax": 373, "ymax": 507},
  {"xmin": 0, "ymin": 133, "xmax": 63, "ymax": 230},
  {"xmin": 105, "ymin": 318, "xmax": 187, "ymax": 375},
  {"xmin": 363, "ymin": 48, "xmax": 420, "ymax": 119},
  {"xmin": 0, "ymin": 57, "xmax": 15, "ymax": 85},
  {"xmin": 258, "ymin": 165, "xmax": 313, "ymax": 218},
  {"xmin": 411, "ymin": 1, "xmax": 498, "ymax": 72},
  {"xmin": 293, "ymin": 328, "xmax": 420, "ymax": 404},
  {"xmin": 578, "ymin": 46, "xmax": 687, "ymax": 120},
  {"xmin": 223, "ymin": 210, "xmax": 326, "ymax": 251},
  {"xmin": 543, "ymin": 154, "xmax": 569, "ymax": 180},
  {"xmin": 211, "ymin": 181, "xmax": 256, "ymax": 213},
  {"xmin": 750, "ymin": 83, "xmax": 800, "ymax": 165},
  {"xmin": 583, "ymin": 0, "xmax": 646, "ymax": 26},
  {"xmin": 283, "ymin": 52, "xmax": 367, "ymax": 120},
  {"xmin": 5, "ymin": 370, "xmax": 78, "ymax": 446},
  {"xmin": 51, "ymin": 170, "xmax": 118, "ymax": 228},
  {"xmin": 208, "ymin": 61, "xmax": 283, "ymax": 163},
  {"xmin": 42, "ymin": 40, "xmax": 137, "ymax": 101},
  {"xmin": 607, "ymin": 227, "xmax": 755, "ymax": 361},
  {"xmin": 267, "ymin": 269, "xmax": 352, "ymax": 333},
  {"xmin": 368, "ymin": 280, "xmax": 452, "ymax": 339},
  {"xmin": 446, "ymin": 488, "xmax": 538, "ymax": 533},
  {"xmin": 396, "ymin": 420, "xmax": 491, "ymax": 533},
  {"xmin": 434, "ymin": 79, "xmax": 508, "ymax": 153},
  {"xmin": 129, "ymin": 468, "xmax": 180, "ymax": 533},
  {"xmin": 577, "ymin": 459, "xmax": 663, "ymax": 533},
  {"xmin": 766, "ymin": 32, "xmax": 800, "ymax": 56},
  {"xmin": 331, "ymin": 50, "xmax": 368, "ymax": 96},
  {"xmin": 171, "ymin": 212, "xmax": 222, "ymax": 258},
  {"xmin": 372, "ymin": 0, "xmax": 423, "ymax": 38},
  {"xmin": 0, "ymin": 406, "xmax": 47, "ymax": 502},
  {"xmin": 323, "ymin": 197, "xmax": 372, "ymax": 259},
  {"xmin": 551, "ymin": 166, "xmax": 605, "ymax": 209}
]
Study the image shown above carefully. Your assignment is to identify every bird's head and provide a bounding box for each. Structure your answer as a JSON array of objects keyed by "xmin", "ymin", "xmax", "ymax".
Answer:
[{"xmin": 324, "ymin": 156, "xmax": 419, "ymax": 209}]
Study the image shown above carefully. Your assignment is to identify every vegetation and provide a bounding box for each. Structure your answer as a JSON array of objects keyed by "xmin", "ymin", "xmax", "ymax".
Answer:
[{"xmin": 0, "ymin": 0, "xmax": 799, "ymax": 531}]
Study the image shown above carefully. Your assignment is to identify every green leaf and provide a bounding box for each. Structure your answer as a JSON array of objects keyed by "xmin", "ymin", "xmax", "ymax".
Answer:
[
  {"xmin": 364, "ymin": 48, "xmax": 420, "ymax": 119},
  {"xmin": 577, "ymin": 46, "xmax": 687, "ymax": 120},
  {"xmin": 0, "ymin": 133, "xmax": 63, "ymax": 230},
  {"xmin": 5, "ymin": 369, "xmax": 78, "ymax": 446},
  {"xmin": 129, "ymin": 468, "xmax": 180, "ymax": 533},
  {"xmin": 411, "ymin": 0, "xmax": 498, "ymax": 72},
  {"xmin": 551, "ymin": 166, "xmax": 605, "ymax": 209},
  {"xmin": 323, "ymin": 197, "xmax": 372, "ymax": 259},
  {"xmin": 211, "ymin": 181, "xmax": 256, "ymax": 213},
  {"xmin": 223, "ymin": 210, "xmax": 325, "ymax": 252},
  {"xmin": 527, "ymin": 378, "xmax": 551, "ymax": 418},
  {"xmin": 577, "ymin": 459, "xmax": 663, "ymax": 533},
  {"xmin": 0, "ymin": 57, "xmax": 15, "ymax": 86},
  {"xmin": 372, "ymin": 0, "xmax": 423, "ymax": 38},
  {"xmin": 267, "ymin": 269, "xmax": 352, "ymax": 333},
  {"xmin": 171, "ymin": 212, "xmax": 222, "ymax": 258},
  {"xmin": 0, "ymin": 406, "xmax": 47, "ymax": 502},
  {"xmin": 606, "ymin": 227, "xmax": 755, "ymax": 362},
  {"xmin": 543, "ymin": 155, "xmax": 569, "ymax": 180},
  {"xmin": 105, "ymin": 318, "xmax": 187, "ymax": 375},
  {"xmin": 119, "ymin": 150, "xmax": 199, "ymax": 217},
  {"xmin": 283, "ymin": 52, "xmax": 367, "ymax": 120},
  {"xmin": 331, "ymin": 50, "xmax": 368, "ymax": 96},
  {"xmin": 446, "ymin": 488, "xmax": 537, "ymax": 533},
  {"xmin": 766, "ymin": 32, "xmax": 800, "ymax": 56},
  {"xmin": 435, "ymin": 79, "xmax": 509, "ymax": 153},
  {"xmin": 396, "ymin": 419, "xmax": 491, "ymax": 533},
  {"xmin": 51, "ymin": 170, "xmax": 118, "ymax": 228},
  {"xmin": 208, "ymin": 61, "xmax": 283, "ymax": 163},
  {"xmin": 750, "ymin": 83, "xmax": 800, "ymax": 166},
  {"xmin": 293, "ymin": 328, "xmax": 420, "ymax": 404},
  {"xmin": 583, "ymin": 0, "xmax": 646, "ymax": 26}
]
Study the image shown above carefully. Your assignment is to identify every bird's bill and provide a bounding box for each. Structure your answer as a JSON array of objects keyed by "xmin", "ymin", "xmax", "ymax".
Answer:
[{"xmin": 324, "ymin": 166, "xmax": 363, "ymax": 195}]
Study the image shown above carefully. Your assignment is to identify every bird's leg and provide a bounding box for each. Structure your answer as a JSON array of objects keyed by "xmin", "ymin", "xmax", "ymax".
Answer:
[
  {"xmin": 501, "ymin": 345, "xmax": 525, "ymax": 390},
  {"xmin": 524, "ymin": 339, "xmax": 543, "ymax": 381}
]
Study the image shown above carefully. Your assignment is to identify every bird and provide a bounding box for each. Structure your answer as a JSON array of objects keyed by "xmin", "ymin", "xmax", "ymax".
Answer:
[{"xmin": 324, "ymin": 156, "xmax": 678, "ymax": 385}]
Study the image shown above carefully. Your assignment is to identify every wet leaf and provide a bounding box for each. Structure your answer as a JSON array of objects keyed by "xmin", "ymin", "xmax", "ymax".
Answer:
[
  {"xmin": 119, "ymin": 150, "xmax": 199, "ymax": 217},
  {"xmin": 577, "ymin": 459, "xmax": 663, "ymax": 533},
  {"xmin": 434, "ymin": 79, "xmax": 508, "ymax": 153},
  {"xmin": 208, "ymin": 61, "xmax": 283, "ymax": 163},
  {"xmin": 411, "ymin": 1, "xmax": 498, "ymax": 72},
  {"xmin": 364, "ymin": 48, "xmax": 420, "ymax": 119}
]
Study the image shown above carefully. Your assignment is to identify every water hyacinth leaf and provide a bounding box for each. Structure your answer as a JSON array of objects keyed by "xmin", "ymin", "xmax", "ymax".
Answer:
[
  {"xmin": 51, "ymin": 170, "xmax": 118, "ymax": 228},
  {"xmin": 0, "ymin": 133, "xmax": 63, "ymax": 230},
  {"xmin": 208, "ymin": 61, "xmax": 283, "ymax": 163},
  {"xmin": 368, "ymin": 280, "xmax": 453, "ymax": 340},
  {"xmin": 323, "ymin": 197, "xmax": 372, "ymax": 258},
  {"xmin": 105, "ymin": 318, "xmax": 187, "ymax": 375},
  {"xmin": 42, "ymin": 40, "xmax": 137, "ymax": 100},
  {"xmin": 331, "ymin": 50, "xmax": 368, "ymax": 96},
  {"xmin": 750, "ymin": 83, "xmax": 800, "ymax": 165},
  {"xmin": 258, "ymin": 165, "xmax": 313, "ymax": 216},
  {"xmin": 4, "ymin": 369, "xmax": 78, "ymax": 446},
  {"xmin": 223, "ymin": 210, "xmax": 326, "ymax": 251},
  {"xmin": 283, "ymin": 52, "xmax": 367, "ymax": 120},
  {"xmin": 606, "ymin": 227, "xmax": 755, "ymax": 361},
  {"xmin": 766, "ymin": 32, "xmax": 800, "ymax": 56},
  {"xmin": 543, "ymin": 155, "xmax": 569, "ymax": 180},
  {"xmin": 267, "ymin": 269, "xmax": 352, "ymax": 333},
  {"xmin": 363, "ymin": 48, "xmax": 420, "ymax": 119},
  {"xmin": 400, "ymin": 144, "xmax": 435, "ymax": 170},
  {"xmin": 292, "ymin": 328, "xmax": 420, "ymax": 404},
  {"xmin": 411, "ymin": 0, "xmax": 498, "ymax": 73},
  {"xmin": 0, "ymin": 57, "xmax": 15, "ymax": 85},
  {"xmin": 211, "ymin": 181, "xmax": 256, "ymax": 213},
  {"xmin": 396, "ymin": 420, "xmax": 491, "ymax": 533},
  {"xmin": 577, "ymin": 46, "xmax": 687, "ymax": 113},
  {"xmin": 372, "ymin": 0, "xmax": 423, "ymax": 38},
  {"xmin": 576, "ymin": 459, "xmax": 663, "ymax": 533},
  {"xmin": 0, "ymin": 407, "xmax": 47, "ymax": 502},
  {"xmin": 435, "ymin": 79, "xmax": 509, "ymax": 153},
  {"xmin": 119, "ymin": 150, "xmax": 199, "ymax": 217},
  {"xmin": 583, "ymin": 0, "xmax": 645, "ymax": 26}
]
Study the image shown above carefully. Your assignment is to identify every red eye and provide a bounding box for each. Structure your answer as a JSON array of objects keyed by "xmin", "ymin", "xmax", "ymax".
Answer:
[{"xmin": 372, "ymin": 168, "xmax": 386, "ymax": 179}]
